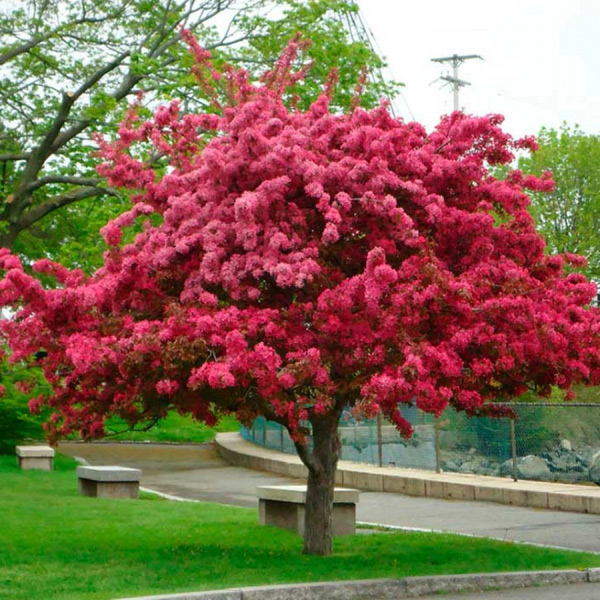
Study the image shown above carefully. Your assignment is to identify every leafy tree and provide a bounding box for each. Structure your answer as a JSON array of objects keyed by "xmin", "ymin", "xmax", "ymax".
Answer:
[
  {"xmin": 2, "ymin": 42, "xmax": 600, "ymax": 555},
  {"xmin": 0, "ymin": 359, "xmax": 50, "ymax": 454},
  {"xmin": 0, "ymin": 0, "xmax": 397, "ymax": 271},
  {"xmin": 519, "ymin": 125, "xmax": 600, "ymax": 281}
]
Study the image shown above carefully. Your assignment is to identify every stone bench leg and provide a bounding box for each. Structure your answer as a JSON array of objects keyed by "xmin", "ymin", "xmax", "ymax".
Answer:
[
  {"xmin": 259, "ymin": 499, "xmax": 356, "ymax": 536},
  {"xmin": 78, "ymin": 478, "xmax": 140, "ymax": 499},
  {"xmin": 18, "ymin": 456, "xmax": 54, "ymax": 471}
]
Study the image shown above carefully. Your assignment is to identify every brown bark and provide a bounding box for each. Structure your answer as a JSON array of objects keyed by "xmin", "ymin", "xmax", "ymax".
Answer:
[{"xmin": 300, "ymin": 414, "xmax": 341, "ymax": 556}]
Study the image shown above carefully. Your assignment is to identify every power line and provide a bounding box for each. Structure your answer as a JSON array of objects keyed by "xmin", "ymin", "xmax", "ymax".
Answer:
[
  {"xmin": 431, "ymin": 53, "xmax": 483, "ymax": 111},
  {"xmin": 338, "ymin": 4, "xmax": 407, "ymax": 117}
]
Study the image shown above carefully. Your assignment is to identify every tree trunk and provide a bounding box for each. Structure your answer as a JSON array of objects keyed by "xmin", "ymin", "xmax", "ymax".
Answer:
[
  {"xmin": 0, "ymin": 225, "xmax": 18, "ymax": 250},
  {"xmin": 302, "ymin": 414, "xmax": 341, "ymax": 556}
]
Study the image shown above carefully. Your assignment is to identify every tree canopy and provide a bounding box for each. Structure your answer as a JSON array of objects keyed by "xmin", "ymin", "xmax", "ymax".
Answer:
[
  {"xmin": 519, "ymin": 125, "xmax": 600, "ymax": 282},
  {"xmin": 0, "ymin": 0, "xmax": 398, "ymax": 269},
  {"xmin": 2, "ymin": 39, "xmax": 600, "ymax": 555}
]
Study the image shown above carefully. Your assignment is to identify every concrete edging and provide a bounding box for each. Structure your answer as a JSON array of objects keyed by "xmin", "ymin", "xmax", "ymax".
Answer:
[
  {"xmin": 215, "ymin": 432, "xmax": 600, "ymax": 515},
  {"xmin": 115, "ymin": 569, "xmax": 600, "ymax": 600}
]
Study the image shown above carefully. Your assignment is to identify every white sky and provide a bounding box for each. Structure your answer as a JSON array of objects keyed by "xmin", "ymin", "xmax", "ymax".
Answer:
[{"xmin": 359, "ymin": 0, "xmax": 600, "ymax": 138}]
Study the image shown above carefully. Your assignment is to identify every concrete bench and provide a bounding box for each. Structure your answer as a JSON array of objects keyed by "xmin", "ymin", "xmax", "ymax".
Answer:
[
  {"xmin": 16, "ymin": 445, "xmax": 55, "ymax": 471},
  {"xmin": 256, "ymin": 485, "xmax": 359, "ymax": 536},
  {"xmin": 76, "ymin": 466, "xmax": 141, "ymax": 499}
]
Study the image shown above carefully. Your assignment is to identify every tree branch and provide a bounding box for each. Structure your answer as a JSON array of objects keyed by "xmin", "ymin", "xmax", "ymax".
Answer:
[
  {"xmin": 293, "ymin": 438, "xmax": 315, "ymax": 471},
  {"xmin": 0, "ymin": 154, "xmax": 30, "ymax": 162},
  {"xmin": 16, "ymin": 185, "xmax": 119, "ymax": 233},
  {"xmin": 11, "ymin": 50, "xmax": 130, "ymax": 214},
  {"xmin": 0, "ymin": 15, "xmax": 125, "ymax": 66},
  {"xmin": 24, "ymin": 176, "xmax": 105, "ymax": 193},
  {"xmin": 71, "ymin": 50, "xmax": 130, "ymax": 101},
  {"xmin": 50, "ymin": 71, "xmax": 143, "ymax": 155}
]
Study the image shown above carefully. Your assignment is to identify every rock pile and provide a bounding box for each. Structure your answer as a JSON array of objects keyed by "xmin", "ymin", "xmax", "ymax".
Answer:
[{"xmin": 440, "ymin": 439, "xmax": 599, "ymax": 483}]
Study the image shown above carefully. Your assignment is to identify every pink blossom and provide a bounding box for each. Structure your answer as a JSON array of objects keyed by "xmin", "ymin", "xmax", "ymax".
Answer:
[
  {"xmin": 156, "ymin": 380, "xmax": 179, "ymax": 396},
  {"xmin": 322, "ymin": 223, "xmax": 339, "ymax": 245}
]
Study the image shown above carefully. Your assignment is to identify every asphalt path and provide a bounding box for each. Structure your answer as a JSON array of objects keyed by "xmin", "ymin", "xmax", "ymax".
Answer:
[{"xmin": 58, "ymin": 441, "xmax": 600, "ymax": 554}]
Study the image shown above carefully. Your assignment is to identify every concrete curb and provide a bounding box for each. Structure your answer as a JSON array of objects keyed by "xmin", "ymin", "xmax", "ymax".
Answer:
[
  {"xmin": 215, "ymin": 432, "xmax": 600, "ymax": 515},
  {"xmin": 62, "ymin": 440, "xmax": 211, "ymax": 446},
  {"xmin": 115, "ymin": 569, "xmax": 600, "ymax": 600}
]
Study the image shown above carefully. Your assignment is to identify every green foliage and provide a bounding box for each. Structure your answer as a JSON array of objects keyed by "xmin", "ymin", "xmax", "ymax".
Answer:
[
  {"xmin": 103, "ymin": 412, "xmax": 239, "ymax": 443},
  {"xmin": 52, "ymin": 453, "xmax": 80, "ymax": 471},
  {"xmin": 10, "ymin": 193, "xmax": 134, "ymax": 273},
  {"xmin": 2, "ymin": 457, "xmax": 598, "ymax": 599},
  {"xmin": 519, "ymin": 125, "xmax": 600, "ymax": 281},
  {"xmin": 0, "ymin": 394, "xmax": 43, "ymax": 453},
  {"xmin": 569, "ymin": 384, "xmax": 600, "ymax": 403},
  {"xmin": 235, "ymin": 0, "xmax": 401, "ymax": 111},
  {"xmin": 0, "ymin": 360, "xmax": 50, "ymax": 454}
]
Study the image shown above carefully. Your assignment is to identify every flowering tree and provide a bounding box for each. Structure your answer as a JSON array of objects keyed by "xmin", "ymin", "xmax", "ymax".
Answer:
[{"xmin": 2, "ymin": 38, "xmax": 600, "ymax": 555}]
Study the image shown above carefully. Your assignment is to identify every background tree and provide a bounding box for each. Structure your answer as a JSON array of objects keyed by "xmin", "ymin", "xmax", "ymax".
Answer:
[
  {"xmin": 0, "ymin": 358, "xmax": 49, "ymax": 454},
  {"xmin": 519, "ymin": 125, "xmax": 600, "ymax": 282},
  {"xmin": 2, "ymin": 42, "xmax": 600, "ymax": 556},
  {"xmin": 234, "ymin": 0, "xmax": 396, "ymax": 111},
  {"xmin": 0, "ymin": 0, "xmax": 398, "ymax": 271}
]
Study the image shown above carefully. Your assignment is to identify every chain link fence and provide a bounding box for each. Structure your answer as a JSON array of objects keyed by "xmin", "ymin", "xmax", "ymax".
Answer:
[{"xmin": 240, "ymin": 403, "xmax": 600, "ymax": 484}]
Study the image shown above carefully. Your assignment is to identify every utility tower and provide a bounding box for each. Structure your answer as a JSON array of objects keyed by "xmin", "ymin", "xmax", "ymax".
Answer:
[
  {"xmin": 338, "ymin": 4, "xmax": 397, "ymax": 115},
  {"xmin": 431, "ymin": 54, "xmax": 482, "ymax": 111}
]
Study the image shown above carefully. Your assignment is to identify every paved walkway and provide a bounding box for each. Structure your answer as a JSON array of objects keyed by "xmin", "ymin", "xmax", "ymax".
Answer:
[{"xmin": 58, "ymin": 440, "xmax": 600, "ymax": 553}]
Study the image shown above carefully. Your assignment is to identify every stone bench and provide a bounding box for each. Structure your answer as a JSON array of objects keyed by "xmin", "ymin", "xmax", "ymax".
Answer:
[
  {"xmin": 76, "ymin": 466, "xmax": 141, "ymax": 499},
  {"xmin": 16, "ymin": 445, "xmax": 55, "ymax": 471},
  {"xmin": 257, "ymin": 485, "xmax": 359, "ymax": 536}
]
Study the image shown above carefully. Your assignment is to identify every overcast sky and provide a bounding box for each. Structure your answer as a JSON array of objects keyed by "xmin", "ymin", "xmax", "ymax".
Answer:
[{"xmin": 358, "ymin": 0, "xmax": 600, "ymax": 138}]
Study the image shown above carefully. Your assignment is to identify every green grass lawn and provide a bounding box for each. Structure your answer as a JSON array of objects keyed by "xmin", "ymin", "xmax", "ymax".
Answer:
[
  {"xmin": 2, "ymin": 456, "xmax": 600, "ymax": 600},
  {"xmin": 10, "ymin": 404, "xmax": 240, "ymax": 446},
  {"xmin": 103, "ymin": 412, "xmax": 240, "ymax": 443}
]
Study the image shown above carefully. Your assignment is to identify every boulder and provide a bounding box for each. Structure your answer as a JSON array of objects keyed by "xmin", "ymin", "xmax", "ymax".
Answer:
[
  {"xmin": 459, "ymin": 462, "xmax": 475, "ymax": 474},
  {"xmin": 589, "ymin": 451, "xmax": 600, "ymax": 485},
  {"xmin": 442, "ymin": 460, "xmax": 461, "ymax": 472},
  {"xmin": 560, "ymin": 438, "xmax": 573, "ymax": 452},
  {"xmin": 518, "ymin": 455, "xmax": 552, "ymax": 479},
  {"xmin": 459, "ymin": 456, "xmax": 489, "ymax": 474},
  {"xmin": 549, "ymin": 455, "xmax": 583, "ymax": 473},
  {"xmin": 500, "ymin": 455, "xmax": 552, "ymax": 480},
  {"xmin": 499, "ymin": 459, "xmax": 515, "ymax": 478}
]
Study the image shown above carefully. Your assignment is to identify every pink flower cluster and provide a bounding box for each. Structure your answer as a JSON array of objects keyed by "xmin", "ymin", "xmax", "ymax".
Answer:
[{"xmin": 2, "ymin": 39, "xmax": 600, "ymax": 442}]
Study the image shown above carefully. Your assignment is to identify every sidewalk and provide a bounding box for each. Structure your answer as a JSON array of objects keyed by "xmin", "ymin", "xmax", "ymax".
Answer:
[{"xmin": 215, "ymin": 432, "xmax": 600, "ymax": 515}]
